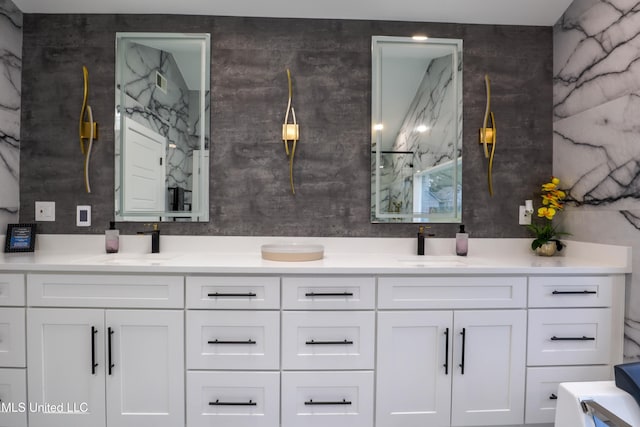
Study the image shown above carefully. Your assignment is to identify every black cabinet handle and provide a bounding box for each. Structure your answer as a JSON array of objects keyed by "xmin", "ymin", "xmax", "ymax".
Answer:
[
  {"xmin": 550, "ymin": 336, "xmax": 595, "ymax": 341},
  {"xmin": 305, "ymin": 292, "xmax": 353, "ymax": 297},
  {"xmin": 209, "ymin": 399, "xmax": 257, "ymax": 406},
  {"xmin": 108, "ymin": 327, "xmax": 114, "ymax": 376},
  {"xmin": 304, "ymin": 399, "xmax": 352, "ymax": 406},
  {"xmin": 443, "ymin": 328, "xmax": 449, "ymax": 375},
  {"xmin": 550, "ymin": 393, "xmax": 558, "ymax": 400},
  {"xmin": 207, "ymin": 292, "xmax": 257, "ymax": 297},
  {"xmin": 207, "ymin": 339, "xmax": 256, "ymax": 345},
  {"xmin": 459, "ymin": 328, "xmax": 466, "ymax": 375},
  {"xmin": 305, "ymin": 339, "xmax": 354, "ymax": 345},
  {"xmin": 552, "ymin": 290, "xmax": 597, "ymax": 295},
  {"xmin": 91, "ymin": 326, "xmax": 98, "ymax": 375}
]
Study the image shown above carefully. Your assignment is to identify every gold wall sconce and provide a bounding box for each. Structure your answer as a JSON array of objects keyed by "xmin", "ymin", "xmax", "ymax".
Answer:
[
  {"xmin": 282, "ymin": 68, "xmax": 299, "ymax": 194},
  {"xmin": 479, "ymin": 74, "xmax": 496, "ymax": 196},
  {"xmin": 79, "ymin": 65, "xmax": 99, "ymax": 193}
]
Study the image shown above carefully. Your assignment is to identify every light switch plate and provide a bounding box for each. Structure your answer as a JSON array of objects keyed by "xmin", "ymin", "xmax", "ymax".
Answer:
[
  {"xmin": 77, "ymin": 205, "xmax": 91, "ymax": 227},
  {"xmin": 35, "ymin": 201, "xmax": 55, "ymax": 221}
]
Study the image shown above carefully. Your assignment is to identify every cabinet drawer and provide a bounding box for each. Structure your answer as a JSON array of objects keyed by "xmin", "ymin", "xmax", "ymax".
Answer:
[
  {"xmin": 0, "ymin": 275, "xmax": 24, "ymax": 306},
  {"xmin": 525, "ymin": 366, "xmax": 611, "ymax": 424},
  {"xmin": 282, "ymin": 276, "xmax": 375, "ymax": 309},
  {"xmin": 187, "ymin": 371, "xmax": 279, "ymax": 427},
  {"xmin": 0, "ymin": 368, "xmax": 27, "ymax": 427},
  {"xmin": 186, "ymin": 311, "xmax": 279, "ymax": 370},
  {"xmin": 27, "ymin": 274, "xmax": 184, "ymax": 308},
  {"xmin": 0, "ymin": 308, "xmax": 25, "ymax": 367},
  {"xmin": 528, "ymin": 276, "xmax": 613, "ymax": 308},
  {"xmin": 528, "ymin": 308, "xmax": 612, "ymax": 366},
  {"xmin": 281, "ymin": 371, "xmax": 374, "ymax": 427},
  {"xmin": 378, "ymin": 276, "xmax": 527, "ymax": 309},
  {"xmin": 186, "ymin": 276, "xmax": 280, "ymax": 309},
  {"xmin": 282, "ymin": 311, "xmax": 375, "ymax": 370}
]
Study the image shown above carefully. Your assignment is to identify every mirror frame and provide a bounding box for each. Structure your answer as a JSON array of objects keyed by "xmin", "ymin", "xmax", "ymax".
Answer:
[
  {"xmin": 371, "ymin": 35, "xmax": 462, "ymax": 223},
  {"xmin": 115, "ymin": 32, "xmax": 210, "ymax": 222}
]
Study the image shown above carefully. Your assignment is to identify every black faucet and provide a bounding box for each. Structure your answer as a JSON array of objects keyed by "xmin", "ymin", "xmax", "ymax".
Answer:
[{"xmin": 138, "ymin": 223, "xmax": 160, "ymax": 253}]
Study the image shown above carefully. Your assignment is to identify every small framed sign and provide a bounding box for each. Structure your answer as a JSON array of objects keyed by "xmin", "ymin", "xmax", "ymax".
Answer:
[{"xmin": 4, "ymin": 223, "xmax": 37, "ymax": 253}]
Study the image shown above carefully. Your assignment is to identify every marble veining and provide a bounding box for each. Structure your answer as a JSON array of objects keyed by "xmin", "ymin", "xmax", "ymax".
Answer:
[
  {"xmin": 554, "ymin": 0, "xmax": 640, "ymax": 361},
  {"xmin": 119, "ymin": 41, "xmax": 202, "ymax": 203},
  {"xmin": 373, "ymin": 54, "xmax": 461, "ymax": 219},
  {"xmin": 0, "ymin": 0, "xmax": 21, "ymax": 234},
  {"xmin": 553, "ymin": 0, "xmax": 640, "ymax": 120}
]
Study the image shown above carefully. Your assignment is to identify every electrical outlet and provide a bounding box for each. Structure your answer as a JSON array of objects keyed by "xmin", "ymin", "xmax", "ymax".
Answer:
[
  {"xmin": 519, "ymin": 205, "xmax": 532, "ymax": 225},
  {"xmin": 35, "ymin": 201, "xmax": 55, "ymax": 221},
  {"xmin": 77, "ymin": 205, "xmax": 91, "ymax": 227}
]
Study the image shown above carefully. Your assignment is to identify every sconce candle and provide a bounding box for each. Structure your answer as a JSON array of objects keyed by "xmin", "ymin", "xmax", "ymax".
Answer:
[{"xmin": 282, "ymin": 68, "xmax": 299, "ymax": 194}]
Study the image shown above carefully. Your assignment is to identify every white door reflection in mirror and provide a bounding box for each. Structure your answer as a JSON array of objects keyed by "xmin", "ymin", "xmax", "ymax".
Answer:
[
  {"xmin": 371, "ymin": 36, "xmax": 462, "ymax": 223},
  {"xmin": 122, "ymin": 117, "xmax": 166, "ymax": 218},
  {"xmin": 115, "ymin": 33, "xmax": 210, "ymax": 222}
]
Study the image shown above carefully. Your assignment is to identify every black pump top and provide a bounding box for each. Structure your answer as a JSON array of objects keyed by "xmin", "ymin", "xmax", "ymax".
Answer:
[
  {"xmin": 459, "ymin": 224, "xmax": 466, "ymax": 233},
  {"xmin": 109, "ymin": 221, "xmax": 116, "ymax": 230}
]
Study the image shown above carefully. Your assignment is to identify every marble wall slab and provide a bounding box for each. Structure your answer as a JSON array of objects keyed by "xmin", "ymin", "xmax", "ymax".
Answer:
[
  {"xmin": 554, "ymin": 0, "xmax": 640, "ymax": 361},
  {"xmin": 0, "ymin": 0, "xmax": 21, "ymax": 234}
]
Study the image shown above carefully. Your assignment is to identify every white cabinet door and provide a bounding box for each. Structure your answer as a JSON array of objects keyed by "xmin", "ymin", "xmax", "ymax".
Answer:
[
  {"xmin": 281, "ymin": 371, "xmax": 374, "ymax": 427},
  {"xmin": 451, "ymin": 310, "xmax": 526, "ymax": 426},
  {"xmin": 187, "ymin": 371, "xmax": 280, "ymax": 427},
  {"xmin": 282, "ymin": 311, "xmax": 375, "ymax": 370},
  {"xmin": 0, "ymin": 368, "xmax": 27, "ymax": 427},
  {"xmin": 186, "ymin": 310, "xmax": 279, "ymax": 370},
  {"xmin": 27, "ymin": 308, "xmax": 106, "ymax": 427},
  {"xmin": 105, "ymin": 310, "xmax": 184, "ymax": 427},
  {"xmin": 376, "ymin": 311, "xmax": 453, "ymax": 427},
  {"xmin": 0, "ymin": 308, "xmax": 25, "ymax": 367}
]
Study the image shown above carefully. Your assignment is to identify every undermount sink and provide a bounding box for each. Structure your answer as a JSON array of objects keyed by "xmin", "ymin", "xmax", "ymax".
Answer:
[
  {"xmin": 73, "ymin": 253, "xmax": 179, "ymax": 266},
  {"xmin": 396, "ymin": 255, "xmax": 467, "ymax": 267},
  {"xmin": 261, "ymin": 243, "xmax": 324, "ymax": 262}
]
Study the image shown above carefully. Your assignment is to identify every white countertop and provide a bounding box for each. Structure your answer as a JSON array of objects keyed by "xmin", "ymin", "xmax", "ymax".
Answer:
[{"xmin": 0, "ymin": 235, "xmax": 631, "ymax": 275}]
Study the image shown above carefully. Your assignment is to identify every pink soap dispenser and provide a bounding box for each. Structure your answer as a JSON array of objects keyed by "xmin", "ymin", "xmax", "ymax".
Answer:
[{"xmin": 456, "ymin": 224, "xmax": 468, "ymax": 256}]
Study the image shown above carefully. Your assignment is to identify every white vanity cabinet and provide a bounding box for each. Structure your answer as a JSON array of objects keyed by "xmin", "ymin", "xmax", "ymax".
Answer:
[
  {"xmin": 524, "ymin": 275, "xmax": 624, "ymax": 425},
  {"xmin": 185, "ymin": 276, "xmax": 281, "ymax": 427},
  {"xmin": 376, "ymin": 276, "xmax": 527, "ymax": 427},
  {"xmin": 0, "ymin": 241, "xmax": 628, "ymax": 427},
  {"xmin": 281, "ymin": 276, "xmax": 375, "ymax": 427},
  {"xmin": 0, "ymin": 274, "xmax": 27, "ymax": 427},
  {"xmin": 25, "ymin": 274, "xmax": 184, "ymax": 427}
]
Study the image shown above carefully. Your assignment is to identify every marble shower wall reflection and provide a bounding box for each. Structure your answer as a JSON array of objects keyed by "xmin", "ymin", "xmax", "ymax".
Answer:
[
  {"xmin": 0, "ymin": 0, "xmax": 21, "ymax": 233},
  {"xmin": 373, "ymin": 54, "xmax": 460, "ymax": 217},
  {"xmin": 119, "ymin": 41, "xmax": 202, "ymax": 196},
  {"xmin": 554, "ymin": 0, "xmax": 640, "ymax": 361}
]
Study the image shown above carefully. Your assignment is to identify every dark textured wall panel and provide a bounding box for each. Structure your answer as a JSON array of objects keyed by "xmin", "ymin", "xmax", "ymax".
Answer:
[{"xmin": 20, "ymin": 15, "xmax": 552, "ymax": 237}]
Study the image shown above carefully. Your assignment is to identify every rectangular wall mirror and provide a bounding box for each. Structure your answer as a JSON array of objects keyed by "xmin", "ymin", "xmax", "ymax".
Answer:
[
  {"xmin": 371, "ymin": 36, "xmax": 462, "ymax": 223},
  {"xmin": 115, "ymin": 32, "xmax": 210, "ymax": 222}
]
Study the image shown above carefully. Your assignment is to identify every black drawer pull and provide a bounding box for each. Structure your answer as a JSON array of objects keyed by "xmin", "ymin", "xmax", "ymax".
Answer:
[
  {"xmin": 550, "ymin": 393, "xmax": 558, "ymax": 400},
  {"xmin": 209, "ymin": 399, "xmax": 257, "ymax": 406},
  {"xmin": 305, "ymin": 292, "xmax": 354, "ymax": 297},
  {"xmin": 208, "ymin": 339, "xmax": 257, "ymax": 345},
  {"xmin": 305, "ymin": 399, "xmax": 352, "ymax": 406},
  {"xmin": 305, "ymin": 339, "xmax": 354, "ymax": 345},
  {"xmin": 108, "ymin": 327, "xmax": 115, "ymax": 376},
  {"xmin": 91, "ymin": 326, "xmax": 98, "ymax": 375},
  {"xmin": 552, "ymin": 290, "xmax": 597, "ymax": 295},
  {"xmin": 550, "ymin": 336, "xmax": 595, "ymax": 341},
  {"xmin": 208, "ymin": 292, "xmax": 257, "ymax": 297},
  {"xmin": 443, "ymin": 328, "xmax": 449, "ymax": 375}
]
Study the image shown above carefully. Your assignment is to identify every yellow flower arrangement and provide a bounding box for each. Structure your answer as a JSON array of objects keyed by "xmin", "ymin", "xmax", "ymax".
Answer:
[{"xmin": 527, "ymin": 177, "xmax": 570, "ymax": 252}]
